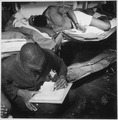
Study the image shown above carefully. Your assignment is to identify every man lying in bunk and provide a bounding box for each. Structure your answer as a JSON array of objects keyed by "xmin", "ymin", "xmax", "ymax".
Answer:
[{"xmin": 28, "ymin": 5, "xmax": 111, "ymax": 33}]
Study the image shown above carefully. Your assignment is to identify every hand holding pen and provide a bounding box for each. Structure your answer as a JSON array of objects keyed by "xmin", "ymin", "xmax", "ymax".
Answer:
[{"xmin": 53, "ymin": 75, "xmax": 68, "ymax": 91}]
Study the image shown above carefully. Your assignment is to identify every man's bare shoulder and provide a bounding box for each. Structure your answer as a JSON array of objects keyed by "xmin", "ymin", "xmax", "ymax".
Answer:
[{"xmin": 43, "ymin": 5, "xmax": 58, "ymax": 15}]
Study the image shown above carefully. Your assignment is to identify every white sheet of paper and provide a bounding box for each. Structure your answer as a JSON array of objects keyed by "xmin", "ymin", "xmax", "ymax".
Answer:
[{"xmin": 29, "ymin": 81, "xmax": 72, "ymax": 104}]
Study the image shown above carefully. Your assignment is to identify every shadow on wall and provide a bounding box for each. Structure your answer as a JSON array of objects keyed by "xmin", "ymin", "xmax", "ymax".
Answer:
[{"xmin": 16, "ymin": 2, "xmax": 74, "ymax": 18}]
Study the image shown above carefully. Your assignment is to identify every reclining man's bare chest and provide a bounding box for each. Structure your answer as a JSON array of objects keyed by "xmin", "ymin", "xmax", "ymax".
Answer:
[{"xmin": 52, "ymin": 15, "xmax": 73, "ymax": 32}]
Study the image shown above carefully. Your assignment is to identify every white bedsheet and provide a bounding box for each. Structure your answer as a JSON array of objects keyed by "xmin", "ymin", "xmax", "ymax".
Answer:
[
  {"xmin": 63, "ymin": 17, "xmax": 116, "ymax": 42},
  {"xmin": 64, "ymin": 26, "xmax": 104, "ymax": 39}
]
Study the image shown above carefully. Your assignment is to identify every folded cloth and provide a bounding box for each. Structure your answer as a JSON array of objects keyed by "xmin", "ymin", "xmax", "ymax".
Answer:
[
  {"xmin": 1, "ymin": 39, "xmax": 26, "ymax": 53},
  {"xmin": 1, "ymin": 39, "xmax": 27, "ymax": 58}
]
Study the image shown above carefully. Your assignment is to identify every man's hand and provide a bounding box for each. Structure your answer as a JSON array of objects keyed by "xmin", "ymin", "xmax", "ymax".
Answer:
[
  {"xmin": 54, "ymin": 75, "xmax": 68, "ymax": 90},
  {"xmin": 1, "ymin": 105, "xmax": 8, "ymax": 118},
  {"xmin": 75, "ymin": 23, "xmax": 86, "ymax": 32},
  {"xmin": 17, "ymin": 89, "xmax": 38, "ymax": 111}
]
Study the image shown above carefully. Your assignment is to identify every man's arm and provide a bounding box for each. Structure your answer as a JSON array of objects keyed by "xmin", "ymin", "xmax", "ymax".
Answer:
[
  {"xmin": 58, "ymin": 5, "xmax": 86, "ymax": 32},
  {"xmin": 52, "ymin": 52, "xmax": 68, "ymax": 90},
  {"xmin": 2, "ymin": 64, "xmax": 38, "ymax": 111},
  {"xmin": 2, "ymin": 78, "xmax": 19, "ymax": 101},
  {"xmin": 59, "ymin": 6, "xmax": 79, "ymax": 25},
  {"xmin": 2, "ymin": 66, "xmax": 19, "ymax": 101},
  {"xmin": 44, "ymin": 49, "xmax": 68, "ymax": 90},
  {"xmin": 17, "ymin": 89, "xmax": 38, "ymax": 111},
  {"xmin": 53, "ymin": 53, "xmax": 67, "ymax": 78},
  {"xmin": 45, "ymin": 49, "xmax": 67, "ymax": 78}
]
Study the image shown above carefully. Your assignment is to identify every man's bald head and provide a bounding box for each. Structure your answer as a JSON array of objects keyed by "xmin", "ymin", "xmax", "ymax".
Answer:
[{"xmin": 20, "ymin": 42, "xmax": 45, "ymax": 66}]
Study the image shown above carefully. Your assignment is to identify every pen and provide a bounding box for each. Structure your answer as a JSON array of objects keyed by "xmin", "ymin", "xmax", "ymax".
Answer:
[
  {"xmin": 53, "ymin": 84, "xmax": 56, "ymax": 91},
  {"xmin": 53, "ymin": 87, "xmax": 56, "ymax": 91}
]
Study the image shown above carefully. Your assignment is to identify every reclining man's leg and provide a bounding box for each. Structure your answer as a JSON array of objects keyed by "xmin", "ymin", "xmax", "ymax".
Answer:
[{"xmin": 90, "ymin": 17, "xmax": 111, "ymax": 31}]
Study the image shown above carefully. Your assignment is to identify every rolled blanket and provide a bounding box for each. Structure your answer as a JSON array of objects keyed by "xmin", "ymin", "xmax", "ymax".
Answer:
[{"xmin": 67, "ymin": 49, "xmax": 116, "ymax": 82}]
